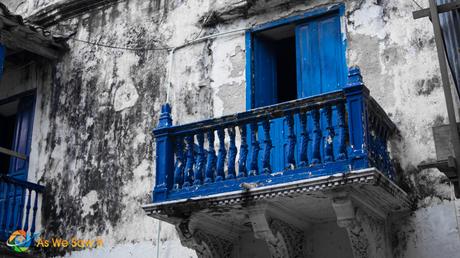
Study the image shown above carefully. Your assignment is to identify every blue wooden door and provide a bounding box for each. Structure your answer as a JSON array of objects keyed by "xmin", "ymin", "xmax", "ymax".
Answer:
[
  {"xmin": 9, "ymin": 95, "xmax": 35, "ymax": 181},
  {"xmin": 251, "ymin": 13, "xmax": 346, "ymax": 173},
  {"xmin": 0, "ymin": 95, "xmax": 35, "ymax": 237},
  {"xmin": 296, "ymin": 14, "xmax": 346, "ymax": 97},
  {"xmin": 295, "ymin": 14, "xmax": 346, "ymax": 167},
  {"xmin": 253, "ymin": 36, "xmax": 285, "ymax": 173}
]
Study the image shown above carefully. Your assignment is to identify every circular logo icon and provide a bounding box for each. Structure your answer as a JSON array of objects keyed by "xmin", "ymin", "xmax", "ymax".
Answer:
[{"xmin": 6, "ymin": 230, "xmax": 32, "ymax": 253}]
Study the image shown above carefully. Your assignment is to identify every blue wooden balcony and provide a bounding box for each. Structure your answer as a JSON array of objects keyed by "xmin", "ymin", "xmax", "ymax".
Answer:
[
  {"xmin": 151, "ymin": 67, "xmax": 399, "ymax": 203},
  {"xmin": 0, "ymin": 174, "xmax": 44, "ymax": 242}
]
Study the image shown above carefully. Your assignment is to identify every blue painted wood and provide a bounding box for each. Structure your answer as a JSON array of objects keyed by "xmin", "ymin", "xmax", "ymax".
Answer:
[
  {"xmin": 153, "ymin": 104, "xmax": 174, "ymax": 201},
  {"xmin": 0, "ymin": 176, "xmax": 43, "ymax": 241},
  {"xmin": 336, "ymin": 103, "xmax": 347, "ymax": 160},
  {"xmin": 194, "ymin": 133, "xmax": 205, "ymax": 185},
  {"xmin": 183, "ymin": 135, "xmax": 195, "ymax": 187},
  {"xmin": 216, "ymin": 128, "xmax": 227, "ymax": 182},
  {"xmin": 173, "ymin": 137, "xmax": 185, "ymax": 189},
  {"xmin": 1, "ymin": 183, "xmax": 9, "ymax": 236},
  {"xmin": 253, "ymin": 36, "xmax": 277, "ymax": 108},
  {"xmin": 245, "ymin": 31, "xmax": 253, "ymax": 110},
  {"xmin": 322, "ymin": 106, "xmax": 334, "ymax": 163},
  {"xmin": 296, "ymin": 13, "xmax": 346, "ymax": 98},
  {"xmin": 227, "ymin": 127, "xmax": 237, "ymax": 179},
  {"xmin": 204, "ymin": 131, "xmax": 216, "ymax": 184},
  {"xmin": 286, "ymin": 114, "xmax": 296, "ymax": 169},
  {"xmin": 299, "ymin": 112, "xmax": 309, "ymax": 167},
  {"xmin": 9, "ymin": 95, "xmax": 35, "ymax": 181},
  {"xmin": 262, "ymin": 120, "xmax": 272, "ymax": 173},
  {"xmin": 150, "ymin": 66, "xmax": 400, "ymax": 202},
  {"xmin": 23, "ymin": 189, "xmax": 31, "ymax": 232},
  {"xmin": 311, "ymin": 109, "xmax": 322, "ymax": 165},
  {"xmin": 252, "ymin": 3, "xmax": 344, "ymax": 32},
  {"xmin": 344, "ymin": 67, "xmax": 370, "ymax": 170},
  {"xmin": 249, "ymin": 123, "xmax": 260, "ymax": 176},
  {"xmin": 238, "ymin": 125, "xmax": 248, "ymax": 178}
]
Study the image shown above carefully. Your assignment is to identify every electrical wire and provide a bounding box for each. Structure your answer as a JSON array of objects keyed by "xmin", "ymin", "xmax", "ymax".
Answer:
[
  {"xmin": 70, "ymin": 37, "xmax": 171, "ymax": 51},
  {"xmin": 411, "ymin": 0, "xmax": 424, "ymax": 9}
]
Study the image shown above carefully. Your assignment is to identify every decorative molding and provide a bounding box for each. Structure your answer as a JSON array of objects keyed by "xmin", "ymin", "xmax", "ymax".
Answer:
[
  {"xmin": 27, "ymin": 0, "xmax": 124, "ymax": 27},
  {"xmin": 143, "ymin": 168, "xmax": 411, "ymax": 218},
  {"xmin": 176, "ymin": 220, "xmax": 233, "ymax": 258},
  {"xmin": 249, "ymin": 207, "xmax": 304, "ymax": 258},
  {"xmin": 332, "ymin": 196, "xmax": 390, "ymax": 258}
]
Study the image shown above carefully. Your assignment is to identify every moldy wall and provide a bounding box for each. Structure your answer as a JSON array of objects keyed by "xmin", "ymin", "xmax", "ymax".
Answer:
[{"xmin": 2, "ymin": 0, "xmax": 459, "ymax": 257}]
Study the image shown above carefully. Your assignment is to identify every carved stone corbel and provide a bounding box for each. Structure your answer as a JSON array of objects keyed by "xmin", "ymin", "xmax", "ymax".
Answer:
[
  {"xmin": 248, "ymin": 208, "xmax": 304, "ymax": 258},
  {"xmin": 176, "ymin": 220, "xmax": 233, "ymax": 258},
  {"xmin": 332, "ymin": 196, "xmax": 389, "ymax": 258}
]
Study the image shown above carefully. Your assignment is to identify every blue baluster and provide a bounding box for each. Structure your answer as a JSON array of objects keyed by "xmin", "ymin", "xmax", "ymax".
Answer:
[
  {"xmin": 238, "ymin": 125, "xmax": 248, "ymax": 178},
  {"xmin": 216, "ymin": 128, "xmax": 227, "ymax": 182},
  {"xmin": 311, "ymin": 109, "xmax": 322, "ymax": 165},
  {"xmin": 153, "ymin": 103, "xmax": 174, "ymax": 202},
  {"xmin": 1, "ymin": 183, "xmax": 9, "ymax": 234},
  {"xmin": 286, "ymin": 113, "xmax": 296, "ymax": 169},
  {"xmin": 7, "ymin": 184, "xmax": 16, "ymax": 233},
  {"xmin": 336, "ymin": 103, "xmax": 347, "ymax": 160},
  {"xmin": 299, "ymin": 112, "xmax": 309, "ymax": 167},
  {"xmin": 204, "ymin": 131, "xmax": 216, "ymax": 184},
  {"xmin": 194, "ymin": 133, "xmax": 205, "ymax": 185},
  {"xmin": 173, "ymin": 137, "xmax": 185, "ymax": 189},
  {"xmin": 23, "ymin": 189, "xmax": 32, "ymax": 233},
  {"xmin": 322, "ymin": 106, "xmax": 334, "ymax": 163},
  {"xmin": 262, "ymin": 119, "xmax": 272, "ymax": 174},
  {"xmin": 30, "ymin": 191, "xmax": 38, "ymax": 236},
  {"xmin": 344, "ymin": 66, "xmax": 370, "ymax": 170},
  {"xmin": 249, "ymin": 123, "xmax": 260, "ymax": 176},
  {"xmin": 16, "ymin": 187, "xmax": 24, "ymax": 230},
  {"xmin": 183, "ymin": 135, "xmax": 195, "ymax": 187},
  {"xmin": 227, "ymin": 127, "xmax": 237, "ymax": 179}
]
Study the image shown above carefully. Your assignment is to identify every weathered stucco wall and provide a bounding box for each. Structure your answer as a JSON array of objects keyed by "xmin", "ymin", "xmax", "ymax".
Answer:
[{"xmin": 2, "ymin": 0, "xmax": 460, "ymax": 257}]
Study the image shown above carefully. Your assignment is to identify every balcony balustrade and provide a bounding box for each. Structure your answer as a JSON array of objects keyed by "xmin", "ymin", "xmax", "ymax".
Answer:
[
  {"xmin": 151, "ymin": 67, "xmax": 399, "ymax": 203},
  {"xmin": 0, "ymin": 174, "xmax": 44, "ymax": 242}
]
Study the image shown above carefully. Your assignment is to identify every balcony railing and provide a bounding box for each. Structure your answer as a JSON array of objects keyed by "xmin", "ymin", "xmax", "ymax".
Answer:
[
  {"xmin": 0, "ymin": 174, "xmax": 44, "ymax": 241},
  {"xmin": 152, "ymin": 67, "xmax": 398, "ymax": 202}
]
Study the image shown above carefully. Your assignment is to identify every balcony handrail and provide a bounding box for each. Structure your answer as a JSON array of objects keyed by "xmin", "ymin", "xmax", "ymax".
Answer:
[
  {"xmin": 367, "ymin": 97, "xmax": 399, "ymax": 135},
  {"xmin": 154, "ymin": 90, "xmax": 346, "ymax": 137},
  {"xmin": 151, "ymin": 66, "xmax": 400, "ymax": 202},
  {"xmin": 0, "ymin": 174, "xmax": 44, "ymax": 192}
]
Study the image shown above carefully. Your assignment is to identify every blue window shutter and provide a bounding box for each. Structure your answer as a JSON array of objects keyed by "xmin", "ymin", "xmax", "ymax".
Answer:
[
  {"xmin": 296, "ymin": 13, "xmax": 346, "ymax": 97},
  {"xmin": 8, "ymin": 95, "xmax": 35, "ymax": 181},
  {"xmin": 253, "ymin": 36, "xmax": 278, "ymax": 108}
]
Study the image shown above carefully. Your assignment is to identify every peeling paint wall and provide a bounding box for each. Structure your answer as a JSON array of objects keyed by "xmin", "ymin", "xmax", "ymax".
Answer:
[{"xmin": 2, "ymin": 0, "xmax": 460, "ymax": 257}]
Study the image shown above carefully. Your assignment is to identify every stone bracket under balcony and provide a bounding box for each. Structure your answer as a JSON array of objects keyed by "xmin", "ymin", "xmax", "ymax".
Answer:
[
  {"xmin": 143, "ymin": 168, "xmax": 410, "ymax": 258},
  {"xmin": 144, "ymin": 66, "xmax": 410, "ymax": 257}
]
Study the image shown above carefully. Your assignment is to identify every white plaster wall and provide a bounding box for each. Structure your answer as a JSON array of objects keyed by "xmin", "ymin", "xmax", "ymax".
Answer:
[{"xmin": 2, "ymin": 0, "xmax": 459, "ymax": 257}]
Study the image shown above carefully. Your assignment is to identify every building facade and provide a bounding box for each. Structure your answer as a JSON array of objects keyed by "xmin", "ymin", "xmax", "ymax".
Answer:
[{"xmin": 0, "ymin": 0, "xmax": 460, "ymax": 257}]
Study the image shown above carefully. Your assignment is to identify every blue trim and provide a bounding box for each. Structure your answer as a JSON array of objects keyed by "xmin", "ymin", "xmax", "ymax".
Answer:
[
  {"xmin": 250, "ymin": 3, "xmax": 344, "ymax": 33},
  {"xmin": 245, "ymin": 31, "xmax": 253, "ymax": 110}
]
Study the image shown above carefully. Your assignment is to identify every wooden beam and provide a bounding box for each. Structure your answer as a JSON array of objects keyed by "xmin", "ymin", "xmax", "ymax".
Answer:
[
  {"xmin": 427, "ymin": 0, "xmax": 460, "ymax": 192},
  {"xmin": 0, "ymin": 30, "xmax": 60, "ymax": 59},
  {"xmin": 0, "ymin": 146, "xmax": 27, "ymax": 160},
  {"xmin": 413, "ymin": 0, "xmax": 460, "ymax": 19}
]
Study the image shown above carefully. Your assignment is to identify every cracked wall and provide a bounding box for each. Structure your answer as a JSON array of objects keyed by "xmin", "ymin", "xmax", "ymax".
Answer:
[{"xmin": 2, "ymin": 0, "xmax": 460, "ymax": 257}]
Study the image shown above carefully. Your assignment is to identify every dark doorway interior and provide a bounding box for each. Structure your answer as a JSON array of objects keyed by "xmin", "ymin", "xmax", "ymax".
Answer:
[
  {"xmin": 276, "ymin": 36, "xmax": 297, "ymax": 103},
  {"xmin": 0, "ymin": 101, "xmax": 18, "ymax": 174}
]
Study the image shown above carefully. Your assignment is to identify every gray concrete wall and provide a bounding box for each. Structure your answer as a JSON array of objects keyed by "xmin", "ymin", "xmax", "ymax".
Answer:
[{"xmin": 1, "ymin": 0, "xmax": 459, "ymax": 257}]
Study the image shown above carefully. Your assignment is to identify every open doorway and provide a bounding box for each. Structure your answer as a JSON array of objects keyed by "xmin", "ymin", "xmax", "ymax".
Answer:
[
  {"xmin": 0, "ymin": 100, "xmax": 18, "ymax": 174},
  {"xmin": 253, "ymin": 23, "xmax": 297, "ymax": 108}
]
